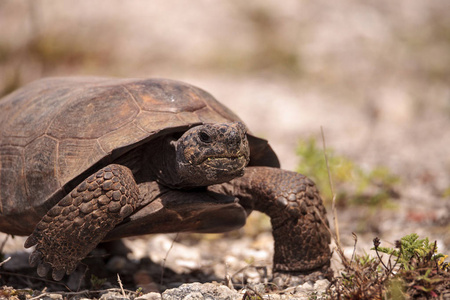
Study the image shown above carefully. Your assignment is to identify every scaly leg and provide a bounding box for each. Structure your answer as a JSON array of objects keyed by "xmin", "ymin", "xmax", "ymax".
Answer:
[
  {"xmin": 210, "ymin": 166, "xmax": 332, "ymax": 285},
  {"xmin": 24, "ymin": 164, "xmax": 139, "ymax": 280}
]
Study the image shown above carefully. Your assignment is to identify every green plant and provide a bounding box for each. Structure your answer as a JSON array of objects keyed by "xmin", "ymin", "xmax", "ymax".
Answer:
[
  {"xmin": 385, "ymin": 278, "xmax": 405, "ymax": 300},
  {"xmin": 371, "ymin": 233, "xmax": 450, "ymax": 298},
  {"xmin": 331, "ymin": 248, "xmax": 388, "ymax": 299},
  {"xmin": 443, "ymin": 186, "xmax": 450, "ymax": 198},
  {"xmin": 330, "ymin": 233, "xmax": 450, "ymax": 299},
  {"xmin": 296, "ymin": 137, "xmax": 399, "ymax": 207},
  {"xmin": 90, "ymin": 274, "xmax": 107, "ymax": 290},
  {"xmin": 373, "ymin": 233, "xmax": 445, "ymax": 271},
  {"xmin": 135, "ymin": 287, "xmax": 144, "ymax": 297}
]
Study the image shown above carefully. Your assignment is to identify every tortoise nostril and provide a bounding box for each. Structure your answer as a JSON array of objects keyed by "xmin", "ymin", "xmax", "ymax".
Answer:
[{"xmin": 228, "ymin": 131, "xmax": 241, "ymax": 147}]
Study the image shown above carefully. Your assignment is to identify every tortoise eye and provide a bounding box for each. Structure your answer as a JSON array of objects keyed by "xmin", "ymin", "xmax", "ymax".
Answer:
[{"xmin": 199, "ymin": 131, "xmax": 212, "ymax": 143}]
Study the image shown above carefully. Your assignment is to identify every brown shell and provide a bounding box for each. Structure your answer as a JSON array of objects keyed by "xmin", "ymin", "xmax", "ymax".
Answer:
[{"xmin": 0, "ymin": 77, "xmax": 279, "ymax": 235}]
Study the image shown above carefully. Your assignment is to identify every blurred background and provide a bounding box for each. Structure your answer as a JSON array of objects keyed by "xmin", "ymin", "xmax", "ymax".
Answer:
[{"xmin": 0, "ymin": 0, "xmax": 449, "ymax": 275}]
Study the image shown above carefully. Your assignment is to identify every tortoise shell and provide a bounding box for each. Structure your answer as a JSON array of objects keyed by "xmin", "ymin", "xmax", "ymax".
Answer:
[{"xmin": 0, "ymin": 77, "xmax": 279, "ymax": 235}]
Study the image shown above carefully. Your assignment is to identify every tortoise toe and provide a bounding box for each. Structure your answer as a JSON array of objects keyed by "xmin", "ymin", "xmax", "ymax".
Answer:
[
  {"xmin": 29, "ymin": 251, "xmax": 43, "ymax": 267},
  {"xmin": 52, "ymin": 268, "xmax": 66, "ymax": 281},
  {"xmin": 37, "ymin": 262, "xmax": 51, "ymax": 278}
]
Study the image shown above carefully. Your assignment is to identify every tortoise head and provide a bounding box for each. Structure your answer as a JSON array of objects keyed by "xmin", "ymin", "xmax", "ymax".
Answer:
[{"xmin": 173, "ymin": 122, "xmax": 250, "ymax": 187}]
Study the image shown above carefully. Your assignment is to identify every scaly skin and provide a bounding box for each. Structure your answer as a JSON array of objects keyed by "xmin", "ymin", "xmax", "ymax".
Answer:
[
  {"xmin": 24, "ymin": 164, "xmax": 139, "ymax": 281},
  {"xmin": 210, "ymin": 166, "xmax": 332, "ymax": 285}
]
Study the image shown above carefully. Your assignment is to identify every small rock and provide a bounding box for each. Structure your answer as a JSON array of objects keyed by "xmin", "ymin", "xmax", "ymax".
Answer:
[
  {"xmin": 99, "ymin": 291, "xmax": 128, "ymax": 300},
  {"xmin": 245, "ymin": 283, "xmax": 265, "ymax": 294},
  {"xmin": 262, "ymin": 294, "xmax": 281, "ymax": 300},
  {"xmin": 162, "ymin": 282, "xmax": 239, "ymax": 300},
  {"xmin": 272, "ymin": 276, "xmax": 284, "ymax": 288},
  {"xmin": 182, "ymin": 292, "xmax": 204, "ymax": 300},
  {"xmin": 146, "ymin": 235, "xmax": 202, "ymax": 274},
  {"xmin": 295, "ymin": 281, "xmax": 314, "ymax": 294},
  {"xmin": 40, "ymin": 294, "xmax": 63, "ymax": 300},
  {"xmin": 313, "ymin": 279, "xmax": 330, "ymax": 291},
  {"xmin": 136, "ymin": 292, "xmax": 162, "ymax": 300},
  {"xmin": 243, "ymin": 267, "xmax": 261, "ymax": 283},
  {"xmin": 293, "ymin": 279, "xmax": 330, "ymax": 299}
]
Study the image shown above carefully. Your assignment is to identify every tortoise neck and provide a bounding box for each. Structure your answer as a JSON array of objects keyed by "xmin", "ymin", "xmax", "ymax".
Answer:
[{"xmin": 142, "ymin": 136, "xmax": 183, "ymax": 188}]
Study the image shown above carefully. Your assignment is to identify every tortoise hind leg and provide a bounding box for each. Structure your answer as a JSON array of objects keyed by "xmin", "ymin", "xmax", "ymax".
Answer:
[{"xmin": 24, "ymin": 164, "xmax": 139, "ymax": 281}]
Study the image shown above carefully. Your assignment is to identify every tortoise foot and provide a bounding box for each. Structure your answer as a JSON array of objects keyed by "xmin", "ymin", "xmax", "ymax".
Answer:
[
  {"xmin": 24, "ymin": 164, "xmax": 139, "ymax": 280},
  {"xmin": 27, "ymin": 244, "xmax": 78, "ymax": 280},
  {"xmin": 29, "ymin": 252, "xmax": 66, "ymax": 281}
]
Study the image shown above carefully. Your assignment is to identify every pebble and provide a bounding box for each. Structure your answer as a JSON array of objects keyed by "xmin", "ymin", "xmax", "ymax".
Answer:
[
  {"xmin": 136, "ymin": 292, "xmax": 162, "ymax": 300},
  {"xmin": 162, "ymin": 282, "xmax": 240, "ymax": 300},
  {"xmin": 99, "ymin": 291, "xmax": 128, "ymax": 300},
  {"xmin": 40, "ymin": 294, "xmax": 63, "ymax": 300}
]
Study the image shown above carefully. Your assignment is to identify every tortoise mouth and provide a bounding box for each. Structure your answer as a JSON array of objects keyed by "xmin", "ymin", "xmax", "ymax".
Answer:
[{"xmin": 200, "ymin": 155, "xmax": 248, "ymax": 171}]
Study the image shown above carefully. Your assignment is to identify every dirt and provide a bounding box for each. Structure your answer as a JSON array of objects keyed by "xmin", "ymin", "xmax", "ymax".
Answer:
[{"xmin": 0, "ymin": 0, "xmax": 449, "ymax": 298}]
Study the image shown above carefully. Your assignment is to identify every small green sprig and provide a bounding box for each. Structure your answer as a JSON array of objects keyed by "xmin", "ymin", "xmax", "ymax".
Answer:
[{"xmin": 372, "ymin": 233, "xmax": 445, "ymax": 271}]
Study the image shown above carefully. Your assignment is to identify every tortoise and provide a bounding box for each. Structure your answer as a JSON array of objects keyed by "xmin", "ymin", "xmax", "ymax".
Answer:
[{"xmin": 0, "ymin": 77, "xmax": 331, "ymax": 283}]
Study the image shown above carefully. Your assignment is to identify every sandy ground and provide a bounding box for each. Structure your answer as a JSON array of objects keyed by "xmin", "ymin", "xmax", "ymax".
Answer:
[{"xmin": 0, "ymin": 0, "xmax": 449, "ymax": 294}]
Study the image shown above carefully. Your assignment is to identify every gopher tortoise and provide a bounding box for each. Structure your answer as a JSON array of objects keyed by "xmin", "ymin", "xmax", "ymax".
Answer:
[{"xmin": 0, "ymin": 77, "xmax": 331, "ymax": 283}]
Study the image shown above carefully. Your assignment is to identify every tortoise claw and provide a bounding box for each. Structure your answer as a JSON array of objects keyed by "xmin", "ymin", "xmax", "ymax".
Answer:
[
  {"xmin": 52, "ymin": 268, "xmax": 66, "ymax": 281},
  {"xmin": 34, "ymin": 252, "xmax": 67, "ymax": 281},
  {"xmin": 31, "ymin": 249, "xmax": 73, "ymax": 281},
  {"xmin": 29, "ymin": 251, "xmax": 43, "ymax": 267},
  {"xmin": 37, "ymin": 262, "xmax": 51, "ymax": 277},
  {"xmin": 24, "ymin": 235, "xmax": 38, "ymax": 248}
]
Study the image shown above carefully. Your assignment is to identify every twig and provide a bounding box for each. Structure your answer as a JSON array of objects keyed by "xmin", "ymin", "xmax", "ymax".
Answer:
[
  {"xmin": 160, "ymin": 232, "xmax": 179, "ymax": 286},
  {"xmin": 243, "ymin": 285, "xmax": 265, "ymax": 299},
  {"xmin": 30, "ymin": 288, "xmax": 138, "ymax": 300},
  {"xmin": 373, "ymin": 237, "xmax": 393, "ymax": 275},
  {"xmin": 30, "ymin": 293, "xmax": 48, "ymax": 300},
  {"xmin": 389, "ymin": 241, "xmax": 402, "ymax": 273},
  {"xmin": 351, "ymin": 232, "xmax": 358, "ymax": 263},
  {"xmin": 117, "ymin": 273, "xmax": 127, "ymax": 299},
  {"xmin": 321, "ymin": 126, "xmax": 340, "ymax": 247},
  {"xmin": 0, "ymin": 256, "xmax": 11, "ymax": 267},
  {"xmin": 224, "ymin": 263, "xmax": 234, "ymax": 290},
  {"xmin": 231, "ymin": 263, "xmax": 253, "ymax": 280}
]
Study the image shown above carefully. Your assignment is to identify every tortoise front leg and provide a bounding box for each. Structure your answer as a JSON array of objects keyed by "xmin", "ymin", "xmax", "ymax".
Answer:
[
  {"xmin": 24, "ymin": 164, "xmax": 139, "ymax": 281},
  {"xmin": 209, "ymin": 166, "xmax": 332, "ymax": 285}
]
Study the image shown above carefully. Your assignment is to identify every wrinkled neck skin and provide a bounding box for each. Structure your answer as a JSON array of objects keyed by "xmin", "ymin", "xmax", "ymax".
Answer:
[
  {"xmin": 143, "ymin": 135, "xmax": 214, "ymax": 189},
  {"xmin": 143, "ymin": 135, "xmax": 185, "ymax": 189}
]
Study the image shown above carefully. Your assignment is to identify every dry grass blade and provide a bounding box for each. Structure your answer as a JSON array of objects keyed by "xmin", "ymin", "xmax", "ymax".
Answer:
[
  {"xmin": 320, "ymin": 127, "xmax": 390, "ymax": 299},
  {"xmin": 117, "ymin": 273, "xmax": 127, "ymax": 299},
  {"xmin": 320, "ymin": 126, "xmax": 340, "ymax": 247},
  {"xmin": 319, "ymin": 128, "xmax": 450, "ymax": 298},
  {"xmin": 0, "ymin": 256, "xmax": 11, "ymax": 267},
  {"xmin": 160, "ymin": 232, "xmax": 179, "ymax": 286}
]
